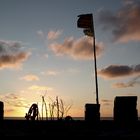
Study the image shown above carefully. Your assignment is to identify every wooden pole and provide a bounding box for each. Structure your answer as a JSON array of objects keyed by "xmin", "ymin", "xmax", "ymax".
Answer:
[{"xmin": 91, "ymin": 14, "xmax": 99, "ymax": 105}]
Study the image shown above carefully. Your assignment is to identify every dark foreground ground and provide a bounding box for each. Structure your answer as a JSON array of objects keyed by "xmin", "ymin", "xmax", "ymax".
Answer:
[{"xmin": 0, "ymin": 120, "xmax": 140, "ymax": 137}]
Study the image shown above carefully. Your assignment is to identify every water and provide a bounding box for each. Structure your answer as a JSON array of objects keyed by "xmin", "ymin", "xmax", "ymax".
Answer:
[
  {"xmin": 4, "ymin": 117, "xmax": 84, "ymax": 120},
  {"xmin": 4, "ymin": 117, "xmax": 113, "ymax": 120}
]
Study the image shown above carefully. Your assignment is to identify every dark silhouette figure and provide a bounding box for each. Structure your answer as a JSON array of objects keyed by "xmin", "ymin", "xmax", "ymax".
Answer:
[{"xmin": 25, "ymin": 103, "xmax": 39, "ymax": 120}]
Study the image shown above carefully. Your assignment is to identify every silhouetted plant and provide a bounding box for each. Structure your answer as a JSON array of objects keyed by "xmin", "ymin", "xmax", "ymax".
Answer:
[
  {"xmin": 55, "ymin": 96, "xmax": 59, "ymax": 119},
  {"xmin": 49, "ymin": 102, "xmax": 55, "ymax": 120},
  {"xmin": 33, "ymin": 91, "xmax": 73, "ymax": 120},
  {"xmin": 41, "ymin": 95, "xmax": 48, "ymax": 120},
  {"xmin": 55, "ymin": 96, "xmax": 72, "ymax": 120},
  {"xmin": 40, "ymin": 90, "xmax": 48, "ymax": 120}
]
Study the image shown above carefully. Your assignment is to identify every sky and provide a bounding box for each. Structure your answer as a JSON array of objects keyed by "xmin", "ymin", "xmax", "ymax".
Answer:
[{"xmin": 0, "ymin": 0, "xmax": 140, "ymax": 118}]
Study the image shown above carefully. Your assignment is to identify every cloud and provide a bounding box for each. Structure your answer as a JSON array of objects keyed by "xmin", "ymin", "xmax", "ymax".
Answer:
[
  {"xmin": 28, "ymin": 85, "xmax": 53, "ymax": 91},
  {"xmin": 47, "ymin": 30, "xmax": 62, "ymax": 40},
  {"xmin": 44, "ymin": 54, "xmax": 49, "ymax": 58},
  {"xmin": 113, "ymin": 82, "xmax": 133, "ymax": 88},
  {"xmin": 5, "ymin": 109, "xmax": 15, "ymax": 113},
  {"xmin": 41, "ymin": 70, "xmax": 59, "ymax": 76},
  {"xmin": 123, "ymin": 0, "xmax": 135, "ymax": 5},
  {"xmin": 98, "ymin": 1, "xmax": 140, "ymax": 42},
  {"xmin": 98, "ymin": 64, "xmax": 140, "ymax": 79},
  {"xmin": 20, "ymin": 74, "xmax": 39, "ymax": 81},
  {"xmin": 0, "ymin": 40, "xmax": 30, "ymax": 69},
  {"xmin": 37, "ymin": 29, "xmax": 62, "ymax": 41},
  {"xmin": 113, "ymin": 75, "xmax": 140, "ymax": 88},
  {"xmin": 0, "ymin": 93, "xmax": 30, "ymax": 108},
  {"xmin": 37, "ymin": 30, "xmax": 45, "ymax": 40},
  {"xmin": 101, "ymin": 99, "xmax": 112, "ymax": 106},
  {"xmin": 45, "ymin": 70, "xmax": 58, "ymax": 76},
  {"xmin": 49, "ymin": 36, "xmax": 104, "ymax": 60}
]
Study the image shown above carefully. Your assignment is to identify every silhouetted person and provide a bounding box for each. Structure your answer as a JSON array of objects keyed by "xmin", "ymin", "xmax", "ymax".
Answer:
[
  {"xmin": 25, "ymin": 103, "xmax": 39, "ymax": 121},
  {"xmin": 25, "ymin": 113, "xmax": 29, "ymax": 120}
]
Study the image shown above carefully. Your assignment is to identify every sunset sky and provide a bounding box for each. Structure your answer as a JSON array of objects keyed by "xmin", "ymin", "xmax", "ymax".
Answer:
[{"xmin": 0, "ymin": 0, "xmax": 140, "ymax": 118}]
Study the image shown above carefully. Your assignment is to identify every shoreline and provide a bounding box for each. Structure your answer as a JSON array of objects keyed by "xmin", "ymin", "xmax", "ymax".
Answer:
[{"xmin": 3, "ymin": 117, "xmax": 113, "ymax": 120}]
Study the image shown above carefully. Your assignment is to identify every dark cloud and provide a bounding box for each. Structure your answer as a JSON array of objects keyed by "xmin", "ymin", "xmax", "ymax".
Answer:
[
  {"xmin": 113, "ymin": 75, "xmax": 140, "ymax": 88},
  {"xmin": 98, "ymin": 64, "xmax": 140, "ymax": 79},
  {"xmin": 49, "ymin": 36, "xmax": 104, "ymax": 60},
  {"xmin": 98, "ymin": 1, "xmax": 140, "ymax": 42},
  {"xmin": 0, "ymin": 40, "xmax": 30, "ymax": 69},
  {"xmin": 113, "ymin": 82, "xmax": 134, "ymax": 88}
]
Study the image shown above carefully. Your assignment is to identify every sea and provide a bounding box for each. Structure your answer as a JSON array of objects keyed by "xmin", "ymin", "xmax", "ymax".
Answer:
[{"xmin": 4, "ymin": 117, "xmax": 113, "ymax": 120}]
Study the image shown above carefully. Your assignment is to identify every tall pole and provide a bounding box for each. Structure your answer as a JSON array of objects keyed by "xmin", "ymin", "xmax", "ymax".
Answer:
[
  {"xmin": 91, "ymin": 14, "xmax": 99, "ymax": 105},
  {"xmin": 77, "ymin": 13, "xmax": 99, "ymax": 105}
]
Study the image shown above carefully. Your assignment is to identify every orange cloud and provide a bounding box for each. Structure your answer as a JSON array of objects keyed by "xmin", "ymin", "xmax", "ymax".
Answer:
[
  {"xmin": 41, "ymin": 70, "xmax": 59, "ymax": 76},
  {"xmin": 0, "ymin": 93, "xmax": 30, "ymax": 108},
  {"xmin": 113, "ymin": 82, "xmax": 133, "ymax": 88},
  {"xmin": 28, "ymin": 85, "xmax": 53, "ymax": 91},
  {"xmin": 101, "ymin": 99, "xmax": 112, "ymax": 106},
  {"xmin": 47, "ymin": 30, "xmax": 62, "ymax": 40},
  {"xmin": 5, "ymin": 109, "xmax": 15, "ymax": 113},
  {"xmin": 20, "ymin": 74, "xmax": 39, "ymax": 81},
  {"xmin": 98, "ymin": 1, "xmax": 140, "ymax": 42},
  {"xmin": 49, "ymin": 36, "xmax": 104, "ymax": 60},
  {"xmin": 45, "ymin": 70, "xmax": 58, "ymax": 76}
]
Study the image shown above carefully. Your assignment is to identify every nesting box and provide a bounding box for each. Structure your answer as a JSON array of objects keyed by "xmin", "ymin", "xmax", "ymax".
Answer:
[
  {"xmin": 85, "ymin": 103, "xmax": 100, "ymax": 122},
  {"xmin": 114, "ymin": 96, "xmax": 138, "ymax": 124}
]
